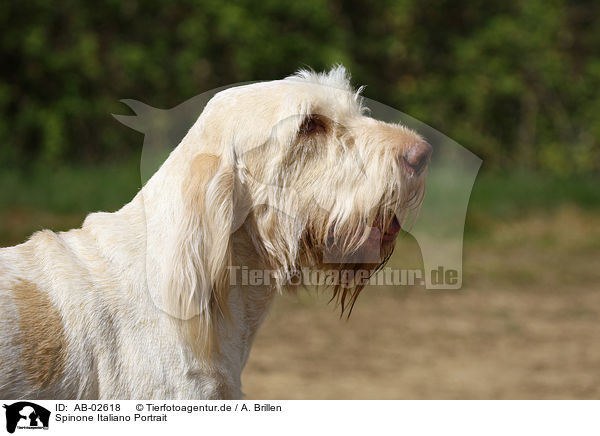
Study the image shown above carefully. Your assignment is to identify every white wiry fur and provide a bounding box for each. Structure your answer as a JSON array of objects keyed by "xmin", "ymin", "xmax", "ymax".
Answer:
[{"xmin": 0, "ymin": 66, "xmax": 429, "ymax": 399}]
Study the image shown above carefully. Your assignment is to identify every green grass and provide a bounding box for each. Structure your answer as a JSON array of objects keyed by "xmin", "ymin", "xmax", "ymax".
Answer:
[
  {"xmin": 0, "ymin": 160, "xmax": 141, "ymax": 214},
  {"xmin": 469, "ymin": 170, "xmax": 600, "ymax": 217},
  {"xmin": 0, "ymin": 162, "xmax": 598, "ymax": 218}
]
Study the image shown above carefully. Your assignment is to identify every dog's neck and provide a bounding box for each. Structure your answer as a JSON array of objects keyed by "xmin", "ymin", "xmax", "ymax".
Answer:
[
  {"xmin": 82, "ymin": 190, "xmax": 275, "ymax": 398},
  {"xmin": 182, "ymin": 225, "xmax": 276, "ymax": 398}
]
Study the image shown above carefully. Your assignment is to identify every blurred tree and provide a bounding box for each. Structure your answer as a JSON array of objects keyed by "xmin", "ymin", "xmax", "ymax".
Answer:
[{"xmin": 0, "ymin": 0, "xmax": 598, "ymax": 174}]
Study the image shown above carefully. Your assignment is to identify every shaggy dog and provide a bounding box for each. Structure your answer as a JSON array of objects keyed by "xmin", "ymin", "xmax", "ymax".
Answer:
[{"xmin": 0, "ymin": 67, "xmax": 431, "ymax": 399}]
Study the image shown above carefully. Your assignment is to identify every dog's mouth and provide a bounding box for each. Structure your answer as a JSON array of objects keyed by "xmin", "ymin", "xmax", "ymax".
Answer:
[
  {"xmin": 366, "ymin": 213, "xmax": 401, "ymax": 249},
  {"xmin": 326, "ymin": 213, "xmax": 402, "ymax": 250}
]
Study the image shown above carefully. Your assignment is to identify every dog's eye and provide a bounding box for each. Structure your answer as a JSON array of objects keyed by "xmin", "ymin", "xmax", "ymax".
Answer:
[{"xmin": 301, "ymin": 116, "xmax": 326, "ymax": 134}]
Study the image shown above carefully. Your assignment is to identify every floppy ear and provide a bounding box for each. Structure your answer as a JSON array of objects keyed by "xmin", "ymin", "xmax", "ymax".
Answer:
[{"xmin": 164, "ymin": 152, "xmax": 243, "ymax": 352}]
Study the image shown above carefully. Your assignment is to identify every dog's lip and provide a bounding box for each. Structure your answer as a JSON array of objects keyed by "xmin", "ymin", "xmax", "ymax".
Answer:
[{"xmin": 325, "ymin": 215, "xmax": 402, "ymax": 245}]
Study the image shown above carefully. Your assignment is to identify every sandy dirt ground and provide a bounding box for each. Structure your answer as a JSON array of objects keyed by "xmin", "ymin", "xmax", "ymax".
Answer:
[{"xmin": 242, "ymin": 207, "xmax": 600, "ymax": 399}]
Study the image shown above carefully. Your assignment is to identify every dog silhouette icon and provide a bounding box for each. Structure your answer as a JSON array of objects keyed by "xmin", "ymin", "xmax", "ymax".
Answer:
[{"xmin": 3, "ymin": 402, "xmax": 50, "ymax": 434}]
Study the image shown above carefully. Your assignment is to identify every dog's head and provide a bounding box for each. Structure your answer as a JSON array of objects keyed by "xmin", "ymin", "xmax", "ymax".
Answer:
[{"xmin": 156, "ymin": 66, "xmax": 431, "ymax": 348}]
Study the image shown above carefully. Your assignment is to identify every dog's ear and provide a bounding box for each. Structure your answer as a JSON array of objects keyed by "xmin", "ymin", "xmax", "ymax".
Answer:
[{"xmin": 164, "ymin": 152, "xmax": 248, "ymax": 352}]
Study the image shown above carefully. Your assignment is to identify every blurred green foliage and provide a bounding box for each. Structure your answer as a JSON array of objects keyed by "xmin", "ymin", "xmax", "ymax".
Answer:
[
  {"xmin": 1, "ymin": 0, "xmax": 599, "ymax": 174},
  {"xmin": 1, "ymin": 161, "xmax": 598, "ymax": 218}
]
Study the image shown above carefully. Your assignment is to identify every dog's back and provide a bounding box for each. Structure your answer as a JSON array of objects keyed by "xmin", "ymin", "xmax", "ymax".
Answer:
[
  {"xmin": 0, "ymin": 243, "xmax": 30, "ymax": 399},
  {"xmin": 0, "ymin": 229, "xmax": 105, "ymax": 399},
  {"xmin": 0, "ymin": 216, "xmax": 212, "ymax": 399}
]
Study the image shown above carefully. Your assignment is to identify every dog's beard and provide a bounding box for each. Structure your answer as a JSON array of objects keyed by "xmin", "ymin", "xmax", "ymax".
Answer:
[
  {"xmin": 296, "ymin": 221, "xmax": 398, "ymax": 317},
  {"xmin": 297, "ymin": 179, "xmax": 426, "ymax": 316},
  {"xmin": 325, "ymin": 244, "xmax": 396, "ymax": 317},
  {"xmin": 321, "ymin": 214, "xmax": 399, "ymax": 316},
  {"xmin": 245, "ymin": 174, "xmax": 426, "ymax": 316}
]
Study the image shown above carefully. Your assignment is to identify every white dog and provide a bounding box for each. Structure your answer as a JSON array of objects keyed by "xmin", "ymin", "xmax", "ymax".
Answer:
[{"xmin": 0, "ymin": 66, "xmax": 431, "ymax": 399}]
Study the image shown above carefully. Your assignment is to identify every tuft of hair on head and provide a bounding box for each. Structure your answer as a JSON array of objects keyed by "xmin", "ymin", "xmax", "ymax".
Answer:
[
  {"xmin": 286, "ymin": 65, "xmax": 368, "ymax": 125},
  {"xmin": 287, "ymin": 64, "xmax": 365, "ymax": 99}
]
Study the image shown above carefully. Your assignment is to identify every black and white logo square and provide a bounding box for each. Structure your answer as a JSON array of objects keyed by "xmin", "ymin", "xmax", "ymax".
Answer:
[{"xmin": 3, "ymin": 402, "xmax": 50, "ymax": 434}]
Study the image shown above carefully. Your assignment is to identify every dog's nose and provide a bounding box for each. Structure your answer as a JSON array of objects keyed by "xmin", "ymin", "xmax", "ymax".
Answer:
[{"xmin": 402, "ymin": 141, "xmax": 432, "ymax": 174}]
